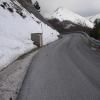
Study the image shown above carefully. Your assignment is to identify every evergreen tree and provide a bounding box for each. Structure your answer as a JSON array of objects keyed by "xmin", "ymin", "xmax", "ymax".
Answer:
[
  {"xmin": 33, "ymin": 1, "xmax": 40, "ymax": 12},
  {"xmin": 92, "ymin": 19, "xmax": 100, "ymax": 39}
]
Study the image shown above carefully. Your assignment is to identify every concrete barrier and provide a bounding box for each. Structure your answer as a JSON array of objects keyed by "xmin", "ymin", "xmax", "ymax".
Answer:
[{"xmin": 31, "ymin": 33, "xmax": 43, "ymax": 47}]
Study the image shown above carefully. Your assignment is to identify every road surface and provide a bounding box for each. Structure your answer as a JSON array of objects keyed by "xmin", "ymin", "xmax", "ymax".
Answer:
[{"xmin": 17, "ymin": 33, "xmax": 100, "ymax": 100}]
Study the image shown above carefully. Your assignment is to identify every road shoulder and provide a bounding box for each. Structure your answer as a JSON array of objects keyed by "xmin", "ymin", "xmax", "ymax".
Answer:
[{"xmin": 0, "ymin": 49, "xmax": 38, "ymax": 100}]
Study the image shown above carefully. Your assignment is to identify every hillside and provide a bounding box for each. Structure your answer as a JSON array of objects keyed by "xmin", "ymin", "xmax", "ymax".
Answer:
[
  {"xmin": 0, "ymin": 0, "xmax": 59, "ymax": 70},
  {"xmin": 17, "ymin": 0, "xmax": 54, "ymax": 27}
]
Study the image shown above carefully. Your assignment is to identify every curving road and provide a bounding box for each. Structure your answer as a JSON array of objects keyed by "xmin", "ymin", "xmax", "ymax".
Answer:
[{"xmin": 17, "ymin": 33, "xmax": 100, "ymax": 100}]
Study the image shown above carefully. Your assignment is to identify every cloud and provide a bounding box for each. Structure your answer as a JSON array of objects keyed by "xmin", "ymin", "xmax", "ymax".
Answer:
[{"xmin": 32, "ymin": 0, "xmax": 100, "ymax": 16}]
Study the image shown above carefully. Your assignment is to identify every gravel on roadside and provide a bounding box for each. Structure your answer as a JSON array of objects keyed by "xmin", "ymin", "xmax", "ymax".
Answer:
[{"xmin": 0, "ymin": 49, "xmax": 38, "ymax": 100}]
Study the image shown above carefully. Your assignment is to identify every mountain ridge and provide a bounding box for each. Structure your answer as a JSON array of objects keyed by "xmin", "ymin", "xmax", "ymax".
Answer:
[{"xmin": 45, "ymin": 7, "xmax": 94, "ymax": 28}]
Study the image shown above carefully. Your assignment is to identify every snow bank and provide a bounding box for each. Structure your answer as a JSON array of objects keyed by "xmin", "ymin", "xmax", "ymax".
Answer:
[
  {"xmin": 0, "ymin": 0, "xmax": 59, "ymax": 70},
  {"xmin": 41, "ymin": 23, "xmax": 59, "ymax": 45}
]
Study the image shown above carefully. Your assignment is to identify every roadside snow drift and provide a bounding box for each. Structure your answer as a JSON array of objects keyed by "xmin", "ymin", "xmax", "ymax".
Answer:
[
  {"xmin": 47, "ymin": 7, "xmax": 94, "ymax": 28},
  {"xmin": 0, "ymin": 0, "xmax": 59, "ymax": 70}
]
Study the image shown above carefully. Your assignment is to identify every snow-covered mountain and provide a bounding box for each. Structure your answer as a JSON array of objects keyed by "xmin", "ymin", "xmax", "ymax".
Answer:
[
  {"xmin": 46, "ymin": 7, "xmax": 94, "ymax": 28},
  {"xmin": 0, "ymin": 0, "xmax": 59, "ymax": 70},
  {"xmin": 87, "ymin": 14, "xmax": 100, "ymax": 22}
]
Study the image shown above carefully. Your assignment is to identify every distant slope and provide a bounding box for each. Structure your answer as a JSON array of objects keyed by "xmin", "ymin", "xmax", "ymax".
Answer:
[
  {"xmin": 87, "ymin": 14, "xmax": 100, "ymax": 22},
  {"xmin": 46, "ymin": 7, "xmax": 94, "ymax": 28},
  {"xmin": 48, "ymin": 18, "xmax": 92, "ymax": 34}
]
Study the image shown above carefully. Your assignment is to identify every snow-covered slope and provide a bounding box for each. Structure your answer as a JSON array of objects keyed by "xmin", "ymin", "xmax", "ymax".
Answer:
[
  {"xmin": 47, "ymin": 7, "xmax": 94, "ymax": 28},
  {"xmin": 87, "ymin": 14, "xmax": 100, "ymax": 22},
  {"xmin": 0, "ymin": 0, "xmax": 59, "ymax": 70}
]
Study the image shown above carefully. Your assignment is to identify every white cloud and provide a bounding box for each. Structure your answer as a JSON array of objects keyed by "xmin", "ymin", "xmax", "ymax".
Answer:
[{"xmin": 32, "ymin": 0, "xmax": 100, "ymax": 16}]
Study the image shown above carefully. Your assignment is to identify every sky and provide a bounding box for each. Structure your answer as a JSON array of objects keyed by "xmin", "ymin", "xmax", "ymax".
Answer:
[{"xmin": 32, "ymin": 0, "xmax": 100, "ymax": 17}]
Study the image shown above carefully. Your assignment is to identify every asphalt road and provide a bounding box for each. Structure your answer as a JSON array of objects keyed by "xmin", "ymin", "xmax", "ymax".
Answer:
[{"xmin": 17, "ymin": 33, "xmax": 100, "ymax": 100}]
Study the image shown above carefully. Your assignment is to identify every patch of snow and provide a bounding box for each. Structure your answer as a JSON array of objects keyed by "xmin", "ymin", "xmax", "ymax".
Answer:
[{"xmin": 41, "ymin": 23, "xmax": 59, "ymax": 45}]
